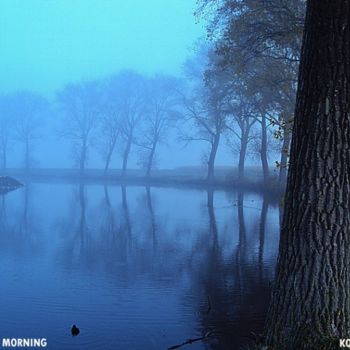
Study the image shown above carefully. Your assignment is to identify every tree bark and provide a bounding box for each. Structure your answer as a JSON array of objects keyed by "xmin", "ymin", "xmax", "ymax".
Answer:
[
  {"xmin": 278, "ymin": 125, "xmax": 292, "ymax": 185},
  {"xmin": 265, "ymin": 1, "xmax": 350, "ymax": 348}
]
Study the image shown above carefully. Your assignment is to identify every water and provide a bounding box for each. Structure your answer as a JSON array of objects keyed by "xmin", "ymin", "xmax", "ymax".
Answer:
[{"xmin": 0, "ymin": 182, "xmax": 280, "ymax": 349}]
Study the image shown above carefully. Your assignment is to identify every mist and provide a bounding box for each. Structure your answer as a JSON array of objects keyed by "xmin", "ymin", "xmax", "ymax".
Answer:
[
  {"xmin": 0, "ymin": 1, "xmax": 315, "ymax": 349},
  {"xmin": 0, "ymin": 0, "xmax": 278, "ymax": 175}
]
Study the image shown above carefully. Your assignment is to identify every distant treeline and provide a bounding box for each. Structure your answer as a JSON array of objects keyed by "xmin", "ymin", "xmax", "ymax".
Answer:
[{"xmin": 0, "ymin": 0, "xmax": 305, "ymax": 185}]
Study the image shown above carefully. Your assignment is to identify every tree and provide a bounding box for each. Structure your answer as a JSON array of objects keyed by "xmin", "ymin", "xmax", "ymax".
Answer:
[
  {"xmin": 57, "ymin": 81, "xmax": 101, "ymax": 176},
  {"xmin": 99, "ymin": 105, "xmax": 120, "ymax": 175},
  {"xmin": 98, "ymin": 78, "xmax": 123, "ymax": 175},
  {"xmin": 239, "ymin": 59, "xmax": 295, "ymax": 183},
  {"xmin": 197, "ymin": 0, "xmax": 304, "ymax": 64},
  {"xmin": 197, "ymin": 0, "xmax": 305, "ymax": 183},
  {"xmin": 224, "ymin": 78, "xmax": 257, "ymax": 181},
  {"xmin": 264, "ymin": 1, "xmax": 350, "ymax": 349},
  {"xmin": 113, "ymin": 71, "xmax": 146, "ymax": 176},
  {"xmin": 180, "ymin": 47, "xmax": 228, "ymax": 181},
  {"xmin": 137, "ymin": 75, "xmax": 181, "ymax": 177},
  {"xmin": 13, "ymin": 92, "xmax": 47, "ymax": 169}
]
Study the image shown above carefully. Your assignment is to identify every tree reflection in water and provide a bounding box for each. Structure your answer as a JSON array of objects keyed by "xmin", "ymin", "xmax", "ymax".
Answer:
[{"xmin": 1, "ymin": 184, "xmax": 280, "ymax": 349}]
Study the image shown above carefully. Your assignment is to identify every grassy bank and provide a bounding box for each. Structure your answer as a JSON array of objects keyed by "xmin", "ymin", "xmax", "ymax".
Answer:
[{"xmin": 1, "ymin": 166, "xmax": 285, "ymax": 196}]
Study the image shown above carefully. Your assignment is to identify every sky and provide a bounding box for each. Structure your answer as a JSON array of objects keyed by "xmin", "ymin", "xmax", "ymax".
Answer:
[
  {"xmin": 0, "ymin": 0, "xmax": 254, "ymax": 170},
  {"xmin": 0, "ymin": 0, "xmax": 211, "ymax": 169},
  {"xmin": 0, "ymin": 0, "xmax": 204, "ymax": 96}
]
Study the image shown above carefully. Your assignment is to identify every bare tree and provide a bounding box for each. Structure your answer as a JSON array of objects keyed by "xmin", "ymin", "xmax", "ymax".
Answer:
[
  {"xmin": 137, "ymin": 75, "xmax": 181, "ymax": 177},
  {"xmin": 113, "ymin": 71, "xmax": 146, "ymax": 176},
  {"xmin": 57, "ymin": 81, "xmax": 101, "ymax": 176},
  {"xmin": 223, "ymin": 79, "xmax": 257, "ymax": 182},
  {"xmin": 98, "ymin": 78, "xmax": 123, "ymax": 175},
  {"xmin": 180, "ymin": 47, "xmax": 228, "ymax": 181}
]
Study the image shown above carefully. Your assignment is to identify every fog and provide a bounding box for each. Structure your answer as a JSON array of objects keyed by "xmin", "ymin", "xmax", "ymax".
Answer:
[
  {"xmin": 0, "ymin": 2, "xmax": 306, "ymax": 349},
  {"xmin": 0, "ymin": 0, "xmax": 284, "ymax": 178}
]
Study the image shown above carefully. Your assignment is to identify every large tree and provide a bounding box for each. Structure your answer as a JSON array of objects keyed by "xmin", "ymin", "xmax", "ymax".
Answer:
[
  {"xmin": 265, "ymin": 1, "xmax": 350, "ymax": 349},
  {"xmin": 197, "ymin": 0, "xmax": 305, "ymax": 183}
]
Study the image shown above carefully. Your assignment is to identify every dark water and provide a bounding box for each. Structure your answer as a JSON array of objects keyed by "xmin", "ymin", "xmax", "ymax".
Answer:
[{"xmin": 0, "ymin": 183, "xmax": 280, "ymax": 349}]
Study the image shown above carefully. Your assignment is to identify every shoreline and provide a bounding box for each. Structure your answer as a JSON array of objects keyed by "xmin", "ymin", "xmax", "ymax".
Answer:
[{"xmin": 1, "ymin": 168, "xmax": 285, "ymax": 197}]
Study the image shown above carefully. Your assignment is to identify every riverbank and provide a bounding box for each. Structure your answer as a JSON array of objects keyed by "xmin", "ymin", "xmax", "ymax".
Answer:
[{"xmin": 0, "ymin": 166, "xmax": 285, "ymax": 196}]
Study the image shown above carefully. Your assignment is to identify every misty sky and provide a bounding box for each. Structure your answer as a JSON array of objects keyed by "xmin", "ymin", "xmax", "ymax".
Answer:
[
  {"xmin": 0, "ymin": 0, "xmax": 257, "ymax": 170},
  {"xmin": 0, "ymin": 0, "xmax": 203, "ymax": 96}
]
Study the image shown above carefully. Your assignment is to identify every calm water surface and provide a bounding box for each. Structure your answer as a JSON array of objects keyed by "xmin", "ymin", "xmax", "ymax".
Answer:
[{"xmin": 0, "ymin": 183, "xmax": 280, "ymax": 349}]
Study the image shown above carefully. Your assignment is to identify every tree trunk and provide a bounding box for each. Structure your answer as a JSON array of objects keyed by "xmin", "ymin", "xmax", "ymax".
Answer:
[
  {"xmin": 238, "ymin": 130, "xmax": 248, "ymax": 182},
  {"xmin": 146, "ymin": 141, "xmax": 157, "ymax": 177},
  {"xmin": 207, "ymin": 133, "xmax": 220, "ymax": 182},
  {"xmin": 122, "ymin": 137, "xmax": 132, "ymax": 176},
  {"xmin": 104, "ymin": 136, "xmax": 118, "ymax": 175},
  {"xmin": 260, "ymin": 114, "xmax": 269, "ymax": 183},
  {"xmin": 80, "ymin": 139, "xmax": 87, "ymax": 177},
  {"xmin": 278, "ymin": 125, "xmax": 292, "ymax": 185},
  {"xmin": 25, "ymin": 138, "xmax": 30, "ymax": 170},
  {"xmin": 265, "ymin": 1, "xmax": 350, "ymax": 348}
]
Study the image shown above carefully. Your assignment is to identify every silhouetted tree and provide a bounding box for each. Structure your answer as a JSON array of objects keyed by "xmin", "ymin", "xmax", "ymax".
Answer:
[
  {"xmin": 225, "ymin": 79, "xmax": 257, "ymax": 181},
  {"xmin": 198, "ymin": 0, "xmax": 305, "ymax": 183},
  {"xmin": 57, "ymin": 81, "xmax": 101, "ymax": 175},
  {"xmin": 180, "ymin": 47, "xmax": 228, "ymax": 181},
  {"xmin": 137, "ymin": 75, "xmax": 181, "ymax": 177},
  {"xmin": 98, "ymin": 78, "xmax": 123, "ymax": 175},
  {"xmin": 113, "ymin": 71, "xmax": 146, "ymax": 176}
]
